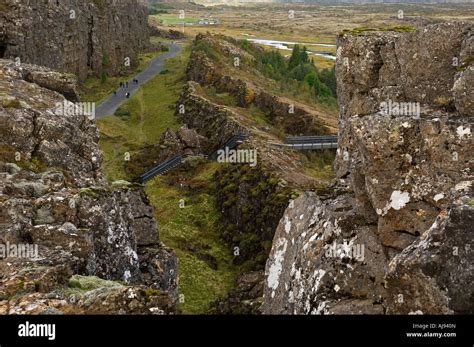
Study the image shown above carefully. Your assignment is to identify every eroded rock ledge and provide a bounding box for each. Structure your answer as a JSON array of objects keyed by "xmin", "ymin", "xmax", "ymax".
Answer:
[
  {"xmin": 263, "ymin": 21, "xmax": 473, "ymax": 314},
  {"xmin": 0, "ymin": 61, "xmax": 178, "ymax": 314}
]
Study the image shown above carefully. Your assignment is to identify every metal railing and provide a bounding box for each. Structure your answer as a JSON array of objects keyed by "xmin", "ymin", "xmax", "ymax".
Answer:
[
  {"xmin": 210, "ymin": 133, "xmax": 248, "ymax": 160},
  {"xmin": 139, "ymin": 154, "xmax": 184, "ymax": 183},
  {"xmin": 269, "ymin": 135, "xmax": 338, "ymax": 150},
  {"xmin": 139, "ymin": 133, "xmax": 248, "ymax": 184},
  {"xmin": 284, "ymin": 135, "xmax": 338, "ymax": 144}
]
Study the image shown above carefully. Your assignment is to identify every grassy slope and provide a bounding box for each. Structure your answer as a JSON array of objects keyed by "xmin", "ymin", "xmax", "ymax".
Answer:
[
  {"xmin": 96, "ymin": 43, "xmax": 239, "ymax": 314},
  {"xmin": 145, "ymin": 162, "xmax": 238, "ymax": 314}
]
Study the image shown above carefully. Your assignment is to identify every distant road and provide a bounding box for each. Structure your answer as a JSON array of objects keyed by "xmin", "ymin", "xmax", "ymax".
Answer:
[{"xmin": 95, "ymin": 43, "xmax": 182, "ymax": 118}]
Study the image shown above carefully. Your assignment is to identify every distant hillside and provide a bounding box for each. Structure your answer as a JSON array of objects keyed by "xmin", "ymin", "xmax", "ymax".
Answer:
[
  {"xmin": 278, "ymin": 0, "xmax": 471, "ymax": 3},
  {"xmin": 188, "ymin": 0, "xmax": 472, "ymax": 4}
]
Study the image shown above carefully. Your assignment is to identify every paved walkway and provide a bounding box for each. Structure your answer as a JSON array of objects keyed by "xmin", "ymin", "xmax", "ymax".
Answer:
[{"xmin": 95, "ymin": 43, "xmax": 182, "ymax": 118}]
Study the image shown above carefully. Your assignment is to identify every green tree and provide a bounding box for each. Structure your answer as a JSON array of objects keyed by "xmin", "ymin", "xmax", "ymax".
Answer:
[
  {"xmin": 319, "ymin": 66, "xmax": 337, "ymax": 97},
  {"xmin": 304, "ymin": 71, "xmax": 317, "ymax": 87},
  {"xmin": 288, "ymin": 44, "xmax": 301, "ymax": 70},
  {"xmin": 289, "ymin": 63, "xmax": 314, "ymax": 81},
  {"xmin": 314, "ymin": 75, "xmax": 332, "ymax": 98}
]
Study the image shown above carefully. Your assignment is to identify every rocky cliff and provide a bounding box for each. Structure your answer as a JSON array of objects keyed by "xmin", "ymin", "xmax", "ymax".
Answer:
[
  {"xmin": 0, "ymin": 0, "xmax": 150, "ymax": 82},
  {"xmin": 0, "ymin": 60, "xmax": 178, "ymax": 314},
  {"xmin": 263, "ymin": 21, "xmax": 473, "ymax": 314}
]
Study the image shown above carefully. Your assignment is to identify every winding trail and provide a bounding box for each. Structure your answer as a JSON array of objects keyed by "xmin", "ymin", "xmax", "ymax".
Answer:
[{"xmin": 95, "ymin": 43, "xmax": 182, "ymax": 118}]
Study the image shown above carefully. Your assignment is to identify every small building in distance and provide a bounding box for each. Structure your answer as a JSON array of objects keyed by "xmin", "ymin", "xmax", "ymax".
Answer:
[{"xmin": 198, "ymin": 18, "xmax": 221, "ymax": 26}]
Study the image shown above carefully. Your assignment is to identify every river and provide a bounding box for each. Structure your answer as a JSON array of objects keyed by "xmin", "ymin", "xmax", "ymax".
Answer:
[{"xmin": 245, "ymin": 38, "xmax": 336, "ymax": 60}]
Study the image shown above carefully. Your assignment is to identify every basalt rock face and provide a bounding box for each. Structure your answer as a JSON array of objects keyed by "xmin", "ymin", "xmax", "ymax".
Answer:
[
  {"xmin": 0, "ymin": 0, "xmax": 150, "ymax": 82},
  {"xmin": 263, "ymin": 22, "xmax": 473, "ymax": 314},
  {"xmin": 0, "ymin": 60, "xmax": 101, "ymax": 187},
  {"xmin": 177, "ymin": 81, "xmax": 247, "ymax": 153},
  {"xmin": 0, "ymin": 60, "xmax": 178, "ymax": 314}
]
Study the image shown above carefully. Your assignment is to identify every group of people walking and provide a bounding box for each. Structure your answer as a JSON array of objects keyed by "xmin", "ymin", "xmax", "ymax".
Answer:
[{"xmin": 113, "ymin": 78, "xmax": 139, "ymax": 99}]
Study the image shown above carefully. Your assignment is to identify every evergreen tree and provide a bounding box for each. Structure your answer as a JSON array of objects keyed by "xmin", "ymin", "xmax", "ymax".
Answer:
[
  {"xmin": 314, "ymin": 75, "xmax": 332, "ymax": 98},
  {"xmin": 289, "ymin": 63, "xmax": 314, "ymax": 81},
  {"xmin": 304, "ymin": 71, "xmax": 317, "ymax": 87},
  {"xmin": 319, "ymin": 66, "xmax": 337, "ymax": 97},
  {"xmin": 288, "ymin": 44, "xmax": 302, "ymax": 70}
]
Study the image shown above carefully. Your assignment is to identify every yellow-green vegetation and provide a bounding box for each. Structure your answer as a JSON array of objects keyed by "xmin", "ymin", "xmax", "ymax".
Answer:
[
  {"xmin": 246, "ymin": 104, "xmax": 273, "ymax": 129},
  {"xmin": 151, "ymin": 14, "xmax": 199, "ymax": 25},
  {"xmin": 339, "ymin": 25, "xmax": 416, "ymax": 36},
  {"xmin": 97, "ymin": 44, "xmax": 190, "ymax": 181},
  {"xmin": 68, "ymin": 275, "xmax": 123, "ymax": 293},
  {"xmin": 2, "ymin": 97, "xmax": 21, "ymax": 109},
  {"xmin": 0, "ymin": 0, "xmax": 8, "ymax": 12},
  {"xmin": 311, "ymin": 54, "xmax": 335, "ymax": 70},
  {"xmin": 197, "ymin": 85, "xmax": 237, "ymax": 107},
  {"xmin": 0, "ymin": 144, "xmax": 51, "ymax": 173},
  {"xmin": 79, "ymin": 38, "xmax": 169, "ymax": 104},
  {"xmin": 145, "ymin": 162, "xmax": 239, "ymax": 314},
  {"xmin": 300, "ymin": 150, "xmax": 336, "ymax": 181},
  {"xmin": 434, "ymin": 96, "xmax": 455, "ymax": 110},
  {"xmin": 90, "ymin": 0, "xmax": 106, "ymax": 12}
]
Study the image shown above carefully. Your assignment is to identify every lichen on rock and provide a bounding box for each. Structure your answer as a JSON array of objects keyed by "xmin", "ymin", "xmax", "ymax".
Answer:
[
  {"xmin": 263, "ymin": 22, "xmax": 473, "ymax": 315},
  {"xmin": 0, "ymin": 59, "xmax": 178, "ymax": 315}
]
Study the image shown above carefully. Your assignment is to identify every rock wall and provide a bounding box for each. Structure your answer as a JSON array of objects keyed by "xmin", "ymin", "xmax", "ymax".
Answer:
[
  {"xmin": 176, "ymin": 81, "xmax": 246, "ymax": 153},
  {"xmin": 263, "ymin": 22, "xmax": 473, "ymax": 314},
  {"xmin": 0, "ymin": 0, "xmax": 150, "ymax": 81},
  {"xmin": 0, "ymin": 60, "xmax": 178, "ymax": 314}
]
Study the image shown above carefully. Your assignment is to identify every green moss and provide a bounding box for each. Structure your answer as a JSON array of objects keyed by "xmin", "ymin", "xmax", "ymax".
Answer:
[
  {"xmin": 2, "ymin": 98, "xmax": 21, "ymax": 109},
  {"xmin": 111, "ymin": 180, "xmax": 132, "ymax": 187},
  {"xmin": 143, "ymin": 288, "xmax": 162, "ymax": 298},
  {"xmin": 467, "ymin": 199, "xmax": 474, "ymax": 207},
  {"xmin": 67, "ymin": 275, "xmax": 123, "ymax": 296},
  {"xmin": 79, "ymin": 187, "xmax": 100, "ymax": 199},
  {"xmin": 0, "ymin": 149, "xmax": 50, "ymax": 174},
  {"xmin": 90, "ymin": 0, "xmax": 106, "ymax": 12},
  {"xmin": 0, "ymin": 145, "xmax": 17, "ymax": 163},
  {"xmin": 462, "ymin": 56, "xmax": 474, "ymax": 67}
]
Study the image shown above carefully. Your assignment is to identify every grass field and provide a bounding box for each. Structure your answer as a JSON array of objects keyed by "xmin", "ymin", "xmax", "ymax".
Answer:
[{"xmin": 151, "ymin": 14, "xmax": 200, "ymax": 25}]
